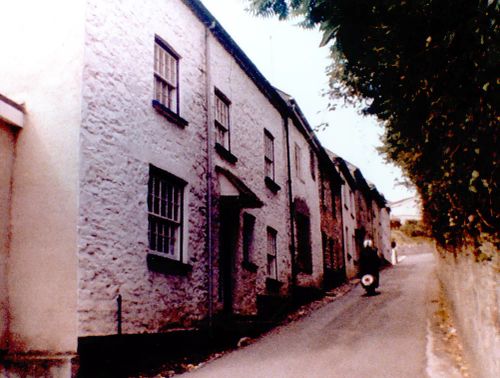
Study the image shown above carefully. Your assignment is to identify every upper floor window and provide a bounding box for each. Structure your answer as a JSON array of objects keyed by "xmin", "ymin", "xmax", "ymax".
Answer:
[
  {"xmin": 295, "ymin": 143, "xmax": 302, "ymax": 180},
  {"xmin": 147, "ymin": 165, "xmax": 185, "ymax": 261},
  {"xmin": 309, "ymin": 148, "xmax": 316, "ymax": 181},
  {"xmin": 215, "ymin": 88, "xmax": 231, "ymax": 151},
  {"xmin": 266, "ymin": 227, "xmax": 278, "ymax": 279},
  {"xmin": 154, "ymin": 37, "xmax": 179, "ymax": 114},
  {"xmin": 264, "ymin": 130, "xmax": 275, "ymax": 180}
]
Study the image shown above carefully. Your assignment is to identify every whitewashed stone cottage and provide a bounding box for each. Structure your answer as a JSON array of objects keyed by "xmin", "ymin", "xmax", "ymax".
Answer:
[{"xmin": 0, "ymin": 0, "xmax": 390, "ymax": 368}]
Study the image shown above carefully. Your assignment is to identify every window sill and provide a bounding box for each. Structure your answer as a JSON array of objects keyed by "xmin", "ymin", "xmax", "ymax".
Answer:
[
  {"xmin": 215, "ymin": 143, "xmax": 238, "ymax": 164},
  {"xmin": 265, "ymin": 277, "xmax": 283, "ymax": 294},
  {"xmin": 242, "ymin": 260, "xmax": 258, "ymax": 273},
  {"xmin": 147, "ymin": 253, "xmax": 192, "ymax": 275},
  {"xmin": 152, "ymin": 100, "xmax": 188, "ymax": 128},
  {"xmin": 265, "ymin": 177, "xmax": 281, "ymax": 193}
]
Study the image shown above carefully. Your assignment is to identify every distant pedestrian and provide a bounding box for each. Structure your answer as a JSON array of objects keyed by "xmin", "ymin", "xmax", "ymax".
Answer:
[{"xmin": 391, "ymin": 240, "xmax": 398, "ymax": 265}]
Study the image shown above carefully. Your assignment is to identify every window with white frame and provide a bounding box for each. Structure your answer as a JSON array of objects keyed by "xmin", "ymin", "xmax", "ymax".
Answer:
[
  {"xmin": 266, "ymin": 227, "xmax": 278, "ymax": 279},
  {"xmin": 154, "ymin": 37, "xmax": 179, "ymax": 113},
  {"xmin": 295, "ymin": 143, "xmax": 302, "ymax": 179},
  {"xmin": 264, "ymin": 129, "xmax": 275, "ymax": 180},
  {"xmin": 147, "ymin": 165, "xmax": 185, "ymax": 261},
  {"xmin": 214, "ymin": 88, "xmax": 231, "ymax": 150}
]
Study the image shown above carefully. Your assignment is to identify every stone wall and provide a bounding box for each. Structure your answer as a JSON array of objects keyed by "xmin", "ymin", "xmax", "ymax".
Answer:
[
  {"xmin": 78, "ymin": 0, "xmax": 294, "ymax": 335},
  {"xmin": 318, "ymin": 163, "xmax": 344, "ymax": 287},
  {"xmin": 79, "ymin": 0, "xmax": 210, "ymax": 336},
  {"xmin": 436, "ymin": 245, "xmax": 499, "ymax": 378},
  {"xmin": 209, "ymin": 31, "xmax": 292, "ymax": 315}
]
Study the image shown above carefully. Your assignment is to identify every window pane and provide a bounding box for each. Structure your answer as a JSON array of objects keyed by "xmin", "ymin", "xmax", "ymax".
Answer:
[{"xmin": 265, "ymin": 160, "xmax": 273, "ymax": 178}]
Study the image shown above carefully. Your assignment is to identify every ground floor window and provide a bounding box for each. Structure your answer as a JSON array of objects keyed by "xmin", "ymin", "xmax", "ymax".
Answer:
[
  {"xmin": 147, "ymin": 165, "xmax": 185, "ymax": 261},
  {"xmin": 266, "ymin": 227, "xmax": 278, "ymax": 279}
]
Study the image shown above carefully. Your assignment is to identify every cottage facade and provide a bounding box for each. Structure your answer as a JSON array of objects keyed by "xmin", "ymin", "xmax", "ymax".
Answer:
[
  {"xmin": 0, "ymin": 0, "xmax": 391, "ymax": 364},
  {"xmin": 318, "ymin": 157, "xmax": 345, "ymax": 289}
]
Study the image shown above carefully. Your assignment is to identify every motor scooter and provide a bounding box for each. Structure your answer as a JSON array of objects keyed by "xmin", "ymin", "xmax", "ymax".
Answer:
[{"xmin": 361, "ymin": 273, "xmax": 377, "ymax": 295}]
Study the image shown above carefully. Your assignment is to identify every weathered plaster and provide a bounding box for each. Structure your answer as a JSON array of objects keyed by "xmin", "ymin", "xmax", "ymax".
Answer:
[
  {"xmin": 0, "ymin": 0, "xmax": 85, "ymax": 353},
  {"xmin": 0, "ymin": 122, "xmax": 16, "ymax": 351}
]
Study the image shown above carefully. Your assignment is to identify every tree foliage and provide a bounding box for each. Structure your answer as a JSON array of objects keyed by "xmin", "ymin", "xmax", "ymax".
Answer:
[{"xmin": 251, "ymin": 0, "xmax": 499, "ymax": 249}]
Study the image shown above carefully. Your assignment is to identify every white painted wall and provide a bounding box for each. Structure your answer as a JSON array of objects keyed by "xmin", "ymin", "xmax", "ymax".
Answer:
[
  {"xmin": 289, "ymin": 121, "xmax": 323, "ymax": 288},
  {"xmin": 209, "ymin": 34, "xmax": 292, "ymax": 313},
  {"xmin": 0, "ymin": 0, "xmax": 85, "ymax": 353},
  {"xmin": 78, "ymin": 0, "xmax": 293, "ymax": 333},
  {"xmin": 0, "ymin": 122, "xmax": 16, "ymax": 351},
  {"xmin": 78, "ymin": 0, "xmax": 210, "ymax": 336}
]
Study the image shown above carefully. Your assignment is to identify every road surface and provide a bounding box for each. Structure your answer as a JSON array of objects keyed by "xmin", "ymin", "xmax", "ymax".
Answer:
[{"xmin": 180, "ymin": 247, "xmax": 456, "ymax": 378}]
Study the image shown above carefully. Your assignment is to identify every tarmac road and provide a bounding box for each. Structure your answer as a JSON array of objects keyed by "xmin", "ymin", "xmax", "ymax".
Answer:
[{"xmin": 181, "ymin": 246, "xmax": 444, "ymax": 378}]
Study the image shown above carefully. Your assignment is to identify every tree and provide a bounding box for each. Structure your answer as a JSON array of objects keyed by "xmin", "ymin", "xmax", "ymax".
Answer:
[{"xmin": 251, "ymin": 0, "xmax": 499, "ymax": 250}]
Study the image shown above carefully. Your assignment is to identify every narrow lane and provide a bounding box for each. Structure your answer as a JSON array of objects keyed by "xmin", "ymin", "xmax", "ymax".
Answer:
[{"xmin": 181, "ymin": 248, "xmax": 438, "ymax": 378}]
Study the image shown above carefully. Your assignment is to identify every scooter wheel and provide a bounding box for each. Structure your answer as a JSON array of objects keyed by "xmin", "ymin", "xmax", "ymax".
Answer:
[{"xmin": 361, "ymin": 274, "xmax": 375, "ymax": 287}]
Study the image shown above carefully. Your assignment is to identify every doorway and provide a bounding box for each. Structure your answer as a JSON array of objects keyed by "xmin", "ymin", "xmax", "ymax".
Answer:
[{"xmin": 219, "ymin": 198, "xmax": 240, "ymax": 314}]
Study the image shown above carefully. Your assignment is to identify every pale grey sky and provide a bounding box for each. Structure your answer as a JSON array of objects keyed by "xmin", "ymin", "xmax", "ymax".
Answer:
[{"xmin": 201, "ymin": 0, "xmax": 415, "ymax": 202}]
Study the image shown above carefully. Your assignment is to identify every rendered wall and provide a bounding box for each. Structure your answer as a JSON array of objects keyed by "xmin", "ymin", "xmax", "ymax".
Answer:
[
  {"xmin": 436, "ymin": 246, "xmax": 499, "ymax": 378},
  {"xmin": 0, "ymin": 0, "xmax": 85, "ymax": 353},
  {"xmin": 0, "ymin": 123, "xmax": 16, "ymax": 351}
]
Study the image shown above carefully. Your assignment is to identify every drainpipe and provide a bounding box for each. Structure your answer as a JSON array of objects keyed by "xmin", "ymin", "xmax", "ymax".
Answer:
[
  {"xmin": 116, "ymin": 293, "xmax": 122, "ymax": 335},
  {"xmin": 337, "ymin": 183, "xmax": 347, "ymax": 281},
  {"xmin": 205, "ymin": 21, "xmax": 216, "ymax": 333},
  {"xmin": 283, "ymin": 116, "xmax": 297, "ymax": 290}
]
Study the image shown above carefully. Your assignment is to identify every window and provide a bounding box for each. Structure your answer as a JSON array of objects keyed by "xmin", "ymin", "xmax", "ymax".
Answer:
[
  {"xmin": 215, "ymin": 88, "xmax": 231, "ymax": 151},
  {"xmin": 154, "ymin": 37, "xmax": 179, "ymax": 113},
  {"xmin": 264, "ymin": 130, "xmax": 275, "ymax": 180},
  {"xmin": 295, "ymin": 143, "xmax": 302, "ymax": 179},
  {"xmin": 242, "ymin": 213, "xmax": 256, "ymax": 265},
  {"xmin": 266, "ymin": 227, "xmax": 278, "ymax": 279},
  {"xmin": 320, "ymin": 174, "xmax": 327, "ymax": 209},
  {"xmin": 310, "ymin": 148, "xmax": 316, "ymax": 181},
  {"xmin": 147, "ymin": 165, "xmax": 185, "ymax": 261}
]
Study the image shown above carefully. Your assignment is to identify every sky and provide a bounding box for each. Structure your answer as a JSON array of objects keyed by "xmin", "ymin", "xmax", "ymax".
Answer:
[{"xmin": 201, "ymin": 0, "xmax": 415, "ymax": 202}]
